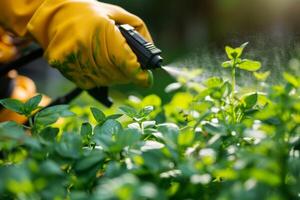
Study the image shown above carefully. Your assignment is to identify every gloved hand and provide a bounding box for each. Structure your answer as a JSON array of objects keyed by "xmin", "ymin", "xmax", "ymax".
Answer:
[{"xmin": 0, "ymin": 0, "xmax": 153, "ymax": 89}]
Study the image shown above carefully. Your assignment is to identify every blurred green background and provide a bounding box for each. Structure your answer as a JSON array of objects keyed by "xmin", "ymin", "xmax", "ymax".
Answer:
[{"xmin": 19, "ymin": 0, "xmax": 300, "ymax": 103}]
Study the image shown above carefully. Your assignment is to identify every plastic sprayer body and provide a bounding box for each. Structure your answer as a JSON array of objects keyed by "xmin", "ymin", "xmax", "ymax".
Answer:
[{"xmin": 118, "ymin": 24, "xmax": 163, "ymax": 70}]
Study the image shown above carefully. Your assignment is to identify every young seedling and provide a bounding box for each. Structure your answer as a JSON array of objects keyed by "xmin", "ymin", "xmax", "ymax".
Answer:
[
  {"xmin": 222, "ymin": 43, "xmax": 261, "ymax": 122},
  {"xmin": 222, "ymin": 42, "xmax": 261, "ymax": 97}
]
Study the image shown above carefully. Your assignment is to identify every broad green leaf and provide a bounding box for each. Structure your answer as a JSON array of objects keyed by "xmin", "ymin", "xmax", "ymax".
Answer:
[
  {"xmin": 139, "ymin": 106, "xmax": 154, "ymax": 118},
  {"xmin": 90, "ymin": 107, "xmax": 106, "ymax": 123},
  {"xmin": 283, "ymin": 72, "xmax": 300, "ymax": 88},
  {"xmin": 250, "ymin": 169, "xmax": 280, "ymax": 186},
  {"xmin": 225, "ymin": 46, "xmax": 243, "ymax": 59},
  {"xmin": 93, "ymin": 119, "xmax": 122, "ymax": 151},
  {"xmin": 40, "ymin": 160, "xmax": 63, "ymax": 176},
  {"xmin": 253, "ymin": 71, "xmax": 270, "ymax": 81},
  {"xmin": 141, "ymin": 94, "xmax": 162, "ymax": 108},
  {"xmin": 203, "ymin": 122, "xmax": 225, "ymax": 135},
  {"xmin": 115, "ymin": 128, "xmax": 141, "ymax": 149},
  {"xmin": 220, "ymin": 81, "xmax": 232, "ymax": 98},
  {"xmin": 0, "ymin": 121, "xmax": 25, "ymax": 140},
  {"xmin": 240, "ymin": 42, "xmax": 249, "ymax": 49},
  {"xmin": 0, "ymin": 98, "xmax": 25, "ymax": 115},
  {"xmin": 24, "ymin": 94, "xmax": 42, "ymax": 116},
  {"xmin": 225, "ymin": 46, "xmax": 234, "ymax": 59},
  {"xmin": 142, "ymin": 149, "xmax": 169, "ymax": 172},
  {"xmin": 257, "ymin": 93, "xmax": 270, "ymax": 106},
  {"xmin": 238, "ymin": 59, "xmax": 261, "ymax": 71},
  {"xmin": 34, "ymin": 105, "xmax": 74, "ymax": 127},
  {"xmin": 106, "ymin": 114, "xmax": 123, "ymax": 120},
  {"xmin": 119, "ymin": 105, "xmax": 138, "ymax": 118},
  {"xmin": 165, "ymin": 82, "xmax": 182, "ymax": 93},
  {"xmin": 242, "ymin": 93, "xmax": 258, "ymax": 109},
  {"xmin": 213, "ymin": 168, "xmax": 237, "ymax": 180},
  {"xmin": 40, "ymin": 127, "xmax": 59, "ymax": 142},
  {"xmin": 157, "ymin": 123, "xmax": 179, "ymax": 148},
  {"xmin": 141, "ymin": 121, "xmax": 156, "ymax": 129},
  {"xmin": 255, "ymin": 106, "xmax": 277, "ymax": 120},
  {"xmin": 55, "ymin": 133, "xmax": 82, "ymax": 159},
  {"xmin": 204, "ymin": 77, "xmax": 223, "ymax": 88},
  {"xmin": 75, "ymin": 151, "xmax": 105, "ymax": 172},
  {"xmin": 222, "ymin": 61, "xmax": 232, "ymax": 68},
  {"xmin": 194, "ymin": 101, "xmax": 214, "ymax": 113},
  {"xmin": 94, "ymin": 119, "xmax": 122, "ymax": 136},
  {"xmin": 80, "ymin": 122, "xmax": 93, "ymax": 138},
  {"xmin": 210, "ymin": 88, "xmax": 223, "ymax": 100},
  {"xmin": 141, "ymin": 141, "xmax": 165, "ymax": 151},
  {"xmin": 178, "ymin": 129, "xmax": 195, "ymax": 146}
]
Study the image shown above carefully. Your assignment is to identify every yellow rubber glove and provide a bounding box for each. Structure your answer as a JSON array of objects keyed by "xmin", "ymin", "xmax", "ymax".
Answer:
[{"xmin": 0, "ymin": 0, "xmax": 153, "ymax": 89}]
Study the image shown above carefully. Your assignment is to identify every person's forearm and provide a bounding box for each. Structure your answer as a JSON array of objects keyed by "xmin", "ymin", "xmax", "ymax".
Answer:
[{"xmin": 0, "ymin": 0, "xmax": 44, "ymax": 36}]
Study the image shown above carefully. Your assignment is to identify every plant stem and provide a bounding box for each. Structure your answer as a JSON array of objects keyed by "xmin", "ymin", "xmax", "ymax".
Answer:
[
  {"xmin": 29, "ymin": 117, "xmax": 34, "ymax": 128},
  {"xmin": 231, "ymin": 66, "xmax": 236, "ymax": 98},
  {"xmin": 231, "ymin": 65, "xmax": 236, "ymax": 123}
]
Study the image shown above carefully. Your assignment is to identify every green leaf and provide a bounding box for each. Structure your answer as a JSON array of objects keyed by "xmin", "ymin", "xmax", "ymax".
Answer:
[
  {"xmin": 242, "ymin": 92, "xmax": 258, "ymax": 109},
  {"xmin": 225, "ymin": 46, "xmax": 243, "ymax": 59},
  {"xmin": 119, "ymin": 105, "xmax": 137, "ymax": 118},
  {"xmin": 142, "ymin": 121, "xmax": 156, "ymax": 129},
  {"xmin": 34, "ymin": 105, "xmax": 74, "ymax": 127},
  {"xmin": 203, "ymin": 122, "xmax": 225, "ymax": 135},
  {"xmin": 225, "ymin": 46, "xmax": 234, "ymax": 59},
  {"xmin": 115, "ymin": 128, "xmax": 141, "ymax": 149},
  {"xmin": 93, "ymin": 119, "xmax": 122, "ymax": 151},
  {"xmin": 165, "ymin": 82, "xmax": 182, "ymax": 93},
  {"xmin": 40, "ymin": 127, "xmax": 59, "ymax": 142},
  {"xmin": 24, "ymin": 94, "xmax": 42, "ymax": 116},
  {"xmin": 75, "ymin": 151, "xmax": 105, "ymax": 172},
  {"xmin": 94, "ymin": 119, "xmax": 122, "ymax": 136},
  {"xmin": 0, "ymin": 121, "xmax": 25, "ymax": 140},
  {"xmin": 283, "ymin": 72, "xmax": 300, "ymax": 88},
  {"xmin": 253, "ymin": 71, "xmax": 270, "ymax": 81},
  {"xmin": 139, "ymin": 106, "xmax": 154, "ymax": 118},
  {"xmin": 40, "ymin": 160, "xmax": 63, "ymax": 176},
  {"xmin": 222, "ymin": 61, "xmax": 233, "ymax": 68},
  {"xmin": 106, "ymin": 114, "xmax": 123, "ymax": 120},
  {"xmin": 238, "ymin": 59, "xmax": 261, "ymax": 71},
  {"xmin": 240, "ymin": 42, "xmax": 249, "ymax": 49},
  {"xmin": 204, "ymin": 77, "xmax": 223, "ymax": 88},
  {"xmin": 80, "ymin": 122, "xmax": 93, "ymax": 138},
  {"xmin": 55, "ymin": 133, "xmax": 82, "ymax": 159},
  {"xmin": 91, "ymin": 107, "xmax": 106, "ymax": 123},
  {"xmin": 0, "ymin": 98, "xmax": 25, "ymax": 115},
  {"xmin": 220, "ymin": 81, "xmax": 232, "ymax": 98},
  {"xmin": 157, "ymin": 123, "xmax": 179, "ymax": 148}
]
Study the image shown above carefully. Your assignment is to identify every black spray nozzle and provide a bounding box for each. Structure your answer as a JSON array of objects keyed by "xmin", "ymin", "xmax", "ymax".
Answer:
[{"xmin": 118, "ymin": 24, "xmax": 163, "ymax": 70}]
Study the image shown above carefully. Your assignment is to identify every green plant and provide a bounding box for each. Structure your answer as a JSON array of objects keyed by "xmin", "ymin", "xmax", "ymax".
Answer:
[{"xmin": 0, "ymin": 44, "xmax": 299, "ymax": 200}]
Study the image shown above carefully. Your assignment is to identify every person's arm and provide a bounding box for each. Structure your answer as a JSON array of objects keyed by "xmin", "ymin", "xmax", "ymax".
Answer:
[{"xmin": 0, "ymin": 0, "xmax": 153, "ymax": 89}]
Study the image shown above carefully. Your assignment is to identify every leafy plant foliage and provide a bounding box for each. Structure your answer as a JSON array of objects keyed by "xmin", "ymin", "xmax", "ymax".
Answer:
[{"xmin": 0, "ymin": 44, "xmax": 299, "ymax": 200}]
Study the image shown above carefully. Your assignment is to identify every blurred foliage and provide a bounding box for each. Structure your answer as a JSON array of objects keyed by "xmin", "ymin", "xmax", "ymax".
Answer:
[{"xmin": 0, "ymin": 44, "xmax": 299, "ymax": 199}]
